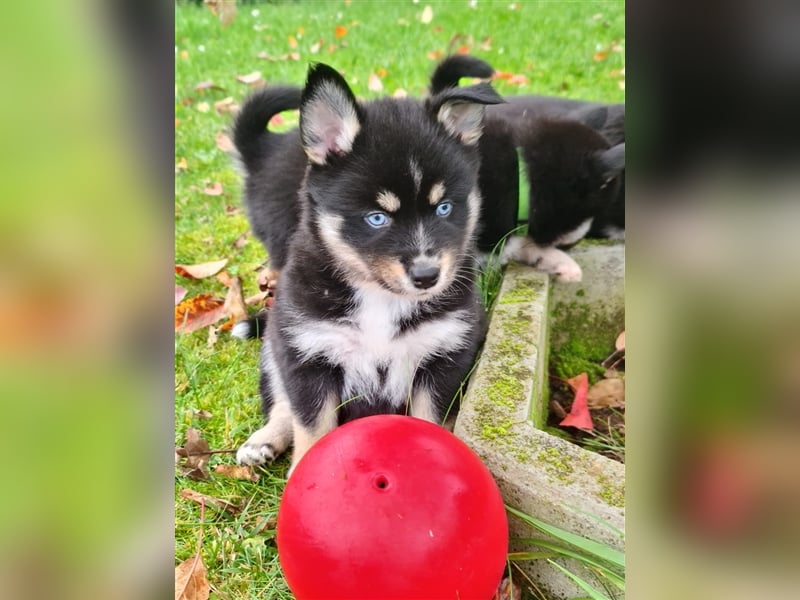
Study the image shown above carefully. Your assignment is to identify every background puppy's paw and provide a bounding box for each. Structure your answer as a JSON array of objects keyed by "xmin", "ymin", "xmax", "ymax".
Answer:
[
  {"xmin": 555, "ymin": 263, "xmax": 583, "ymax": 282},
  {"xmin": 236, "ymin": 442, "xmax": 276, "ymax": 465}
]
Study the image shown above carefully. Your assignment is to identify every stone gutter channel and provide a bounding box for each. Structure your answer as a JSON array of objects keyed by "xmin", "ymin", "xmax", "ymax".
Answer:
[{"xmin": 454, "ymin": 244, "xmax": 625, "ymax": 599}]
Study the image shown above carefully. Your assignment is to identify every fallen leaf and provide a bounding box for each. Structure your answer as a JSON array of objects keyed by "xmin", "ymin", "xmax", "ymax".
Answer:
[
  {"xmin": 392, "ymin": 88, "xmax": 408, "ymax": 98},
  {"xmin": 175, "ymin": 259, "xmax": 229, "ymax": 279},
  {"xmin": 175, "ymin": 157, "xmax": 189, "ymax": 172},
  {"xmin": 334, "ymin": 25, "xmax": 348, "ymax": 38},
  {"xmin": 175, "ymin": 553, "xmax": 210, "ymax": 600},
  {"xmin": 287, "ymin": 52, "xmax": 301, "ymax": 61},
  {"xmin": 367, "ymin": 73, "xmax": 383, "ymax": 92},
  {"xmin": 427, "ymin": 49, "xmax": 444, "ymax": 61},
  {"xmin": 254, "ymin": 514, "xmax": 278, "ymax": 534},
  {"xmin": 479, "ymin": 36, "xmax": 493, "ymax": 51},
  {"xmin": 420, "ymin": 5, "xmax": 434, "ymax": 24},
  {"xmin": 214, "ymin": 97, "xmax": 240, "ymax": 115},
  {"xmin": 214, "ymin": 464, "xmax": 260, "ymax": 482},
  {"xmin": 195, "ymin": 101, "xmax": 210, "ymax": 113},
  {"xmin": 175, "ymin": 285, "xmax": 188, "ymax": 306},
  {"xmin": 203, "ymin": 182, "xmax": 223, "ymax": 196},
  {"xmin": 176, "ymin": 428, "xmax": 212, "ymax": 479},
  {"xmin": 194, "ymin": 81, "xmax": 224, "ymax": 92},
  {"xmin": 586, "ymin": 377, "xmax": 625, "ymax": 409},
  {"xmin": 593, "ymin": 50, "xmax": 609, "ymax": 62},
  {"xmin": 215, "ymin": 131, "xmax": 234, "ymax": 152},
  {"xmin": 180, "ymin": 488, "xmax": 241, "ymax": 516},
  {"xmin": 493, "ymin": 576, "xmax": 522, "ymax": 600},
  {"xmin": 175, "ymin": 294, "xmax": 227, "ymax": 334},
  {"xmin": 245, "ymin": 290, "xmax": 269, "ymax": 306},
  {"xmin": 225, "ymin": 204, "xmax": 242, "ymax": 216},
  {"xmin": 287, "ymin": 35, "xmax": 298, "ymax": 49},
  {"xmin": 493, "ymin": 71, "xmax": 529, "ymax": 86},
  {"xmin": 560, "ymin": 373, "xmax": 594, "ymax": 430},
  {"xmin": 236, "ymin": 71, "xmax": 265, "ymax": 87},
  {"xmin": 223, "ymin": 275, "xmax": 249, "ymax": 324},
  {"xmin": 180, "ymin": 488, "xmax": 237, "ymax": 513},
  {"xmin": 309, "ymin": 40, "xmax": 322, "ymax": 54},
  {"xmin": 219, "ymin": 0, "xmax": 237, "ymax": 27},
  {"xmin": 216, "ymin": 270, "xmax": 233, "ymax": 287},
  {"xmin": 232, "ymin": 232, "xmax": 249, "ymax": 248},
  {"xmin": 268, "ymin": 113, "xmax": 285, "ymax": 127},
  {"xmin": 192, "ymin": 409, "xmax": 213, "ymax": 419}
]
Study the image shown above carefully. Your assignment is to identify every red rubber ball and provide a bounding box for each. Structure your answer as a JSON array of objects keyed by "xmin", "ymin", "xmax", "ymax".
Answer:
[{"xmin": 277, "ymin": 415, "xmax": 508, "ymax": 600}]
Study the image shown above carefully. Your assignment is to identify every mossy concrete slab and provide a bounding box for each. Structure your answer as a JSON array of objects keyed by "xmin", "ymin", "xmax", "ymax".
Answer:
[{"xmin": 455, "ymin": 247, "xmax": 625, "ymax": 599}]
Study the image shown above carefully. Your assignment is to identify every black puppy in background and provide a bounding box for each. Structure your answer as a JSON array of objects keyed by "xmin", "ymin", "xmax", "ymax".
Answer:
[
  {"xmin": 234, "ymin": 63, "xmax": 503, "ymax": 474},
  {"xmin": 432, "ymin": 56, "xmax": 625, "ymax": 281}
]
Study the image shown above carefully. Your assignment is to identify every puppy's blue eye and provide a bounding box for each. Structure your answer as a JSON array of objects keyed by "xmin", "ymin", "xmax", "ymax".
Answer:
[
  {"xmin": 365, "ymin": 212, "xmax": 390, "ymax": 228},
  {"xmin": 435, "ymin": 202, "xmax": 452, "ymax": 217}
]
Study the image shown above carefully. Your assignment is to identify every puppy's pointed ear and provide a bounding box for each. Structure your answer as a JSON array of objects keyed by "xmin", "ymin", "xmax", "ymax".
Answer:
[
  {"xmin": 300, "ymin": 63, "xmax": 362, "ymax": 165},
  {"xmin": 597, "ymin": 142, "xmax": 625, "ymax": 180},
  {"xmin": 429, "ymin": 82, "xmax": 504, "ymax": 145}
]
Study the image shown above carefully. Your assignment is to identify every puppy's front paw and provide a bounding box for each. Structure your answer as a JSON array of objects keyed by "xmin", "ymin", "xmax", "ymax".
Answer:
[
  {"xmin": 555, "ymin": 262, "xmax": 583, "ymax": 282},
  {"xmin": 236, "ymin": 442, "xmax": 277, "ymax": 466}
]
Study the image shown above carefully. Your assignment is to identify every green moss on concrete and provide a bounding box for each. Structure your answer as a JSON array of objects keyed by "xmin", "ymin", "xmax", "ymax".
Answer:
[
  {"xmin": 550, "ymin": 301, "xmax": 623, "ymax": 383},
  {"xmin": 498, "ymin": 275, "xmax": 545, "ymax": 305},
  {"xmin": 597, "ymin": 474, "xmax": 625, "ymax": 507},
  {"xmin": 536, "ymin": 446, "xmax": 575, "ymax": 484}
]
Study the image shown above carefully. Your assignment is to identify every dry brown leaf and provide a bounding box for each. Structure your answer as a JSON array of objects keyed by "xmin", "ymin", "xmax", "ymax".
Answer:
[
  {"xmin": 175, "ymin": 553, "xmax": 210, "ymax": 600},
  {"xmin": 196, "ymin": 101, "xmax": 210, "ymax": 113},
  {"xmin": 615, "ymin": 330, "xmax": 625, "ymax": 351},
  {"xmin": 175, "ymin": 259, "xmax": 229, "ymax": 279},
  {"xmin": 392, "ymin": 88, "xmax": 408, "ymax": 98},
  {"xmin": 176, "ymin": 428, "xmax": 212, "ymax": 480},
  {"xmin": 587, "ymin": 377, "xmax": 625, "ymax": 409},
  {"xmin": 219, "ymin": 0, "xmax": 237, "ymax": 27},
  {"xmin": 175, "ymin": 294, "xmax": 227, "ymax": 334},
  {"xmin": 216, "ymin": 270, "xmax": 233, "ymax": 287},
  {"xmin": 214, "ymin": 464, "xmax": 260, "ymax": 482},
  {"xmin": 367, "ymin": 73, "xmax": 383, "ymax": 92},
  {"xmin": 245, "ymin": 290, "xmax": 269, "ymax": 306},
  {"xmin": 176, "ymin": 157, "xmax": 189, "ymax": 172},
  {"xmin": 192, "ymin": 409, "xmax": 213, "ymax": 420},
  {"xmin": 214, "ymin": 97, "xmax": 239, "ymax": 115},
  {"xmin": 233, "ymin": 232, "xmax": 249, "ymax": 248},
  {"xmin": 203, "ymin": 182, "xmax": 223, "ymax": 196},
  {"xmin": 180, "ymin": 488, "xmax": 241, "ymax": 516},
  {"xmin": 236, "ymin": 71, "xmax": 265, "ymax": 87},
  {"xmin": 175, "ymin": 285, "xmax": 188, "ymax": 306},
  {"xmin": 215, "ymin": 131, "xmax": 234, "ymax": 152},
  {"xmin": 493, "ymin": 576, "xmax": 522, "ymax": 600},
  {"xmin": 309, "ymin": 40, "xmax": 322, "ymax": 54},
  {"xmin": 223, "ymin": 275, "xmax": 249, "ymax": 324}
]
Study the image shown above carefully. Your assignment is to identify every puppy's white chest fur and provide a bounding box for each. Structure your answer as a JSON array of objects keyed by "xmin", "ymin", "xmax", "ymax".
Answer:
[{"xmin": 286, "ymin": 287, "xmax": 471, "ymax": 404}]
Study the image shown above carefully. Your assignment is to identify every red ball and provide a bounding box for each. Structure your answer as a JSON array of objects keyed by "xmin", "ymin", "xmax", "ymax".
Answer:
[{"xmin": 277, "ymin": 415, "xmax": 508, "ymax": 600}]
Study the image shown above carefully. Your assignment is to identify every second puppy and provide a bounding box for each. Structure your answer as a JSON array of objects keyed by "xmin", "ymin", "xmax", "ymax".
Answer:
[{"xmin": 236, "ymin": 63, "xmax": 502, "ymax": 474}]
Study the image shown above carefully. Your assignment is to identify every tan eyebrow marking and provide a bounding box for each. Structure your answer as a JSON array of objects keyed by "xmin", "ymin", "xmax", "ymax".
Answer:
[
  {"xmin": 376, "ymin": 190, "xmax": 401, "ymax": 212},
  {"xmin": 428, "ymin": 181, "xmax": 446, "ymax": 206}
]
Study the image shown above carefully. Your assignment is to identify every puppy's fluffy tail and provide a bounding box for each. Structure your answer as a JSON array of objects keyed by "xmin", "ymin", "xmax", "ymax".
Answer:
[
  {"xmin": 232, "ymin": 86, "xmax": 302, "ymax": 169},
  {"xmin": 231, "ymin": 310, "xmax": 269, "ymax": 340},
  {"xmin": 429, "ymin": 55, "xmax": 495, "ymax": 95}
]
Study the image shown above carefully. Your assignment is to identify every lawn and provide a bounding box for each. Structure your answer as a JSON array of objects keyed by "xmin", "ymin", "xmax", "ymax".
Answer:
[{"xmin": 175, "ymin": 1, "xmax": 624, "ymax": 598}]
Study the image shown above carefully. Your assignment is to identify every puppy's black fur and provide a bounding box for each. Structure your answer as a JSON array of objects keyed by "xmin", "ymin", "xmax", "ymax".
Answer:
[{"xmin": 235, "ymin": 63, "xmax": 502, "ymax": 474}]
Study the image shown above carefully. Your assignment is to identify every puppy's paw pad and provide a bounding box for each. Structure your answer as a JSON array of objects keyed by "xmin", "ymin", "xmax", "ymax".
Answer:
[{"xmin": 236, "ymin": 443, "xmax": 276, "ymax": 466}]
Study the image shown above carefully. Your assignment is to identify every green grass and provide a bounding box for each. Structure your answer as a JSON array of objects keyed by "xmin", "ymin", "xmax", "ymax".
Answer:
[{"xmin": 175, "ymin": 1, "xmax": 624, "ymax": 598}]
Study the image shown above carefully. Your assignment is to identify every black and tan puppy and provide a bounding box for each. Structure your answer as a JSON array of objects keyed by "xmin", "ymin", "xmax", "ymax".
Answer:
[{"xmin": 235, "ymin": 63, "xmax": 502, "ymax": 475}]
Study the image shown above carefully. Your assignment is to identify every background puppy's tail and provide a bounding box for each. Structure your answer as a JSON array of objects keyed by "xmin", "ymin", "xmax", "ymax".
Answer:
[
  {"xmin": 232, "ymin": 86, "xmax": 302, "ymax": 169},
  {"xmin": 231, "ymin": 311, "xmax": 269, "ymax": 340},
  {"xmin": 429, "ymin": 55, "xmax": 495, "ymax": 95}
]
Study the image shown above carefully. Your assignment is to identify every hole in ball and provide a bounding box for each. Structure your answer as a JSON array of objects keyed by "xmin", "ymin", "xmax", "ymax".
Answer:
[{"xmin": 373, "ymin": 474, "xmax": 389, "ymax": 490}]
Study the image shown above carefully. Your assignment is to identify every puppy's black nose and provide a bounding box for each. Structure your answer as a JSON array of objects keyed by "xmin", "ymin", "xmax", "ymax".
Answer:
[{"xmin": 410, "ymin": 265, "xmax": 440, "ymax": 289}]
